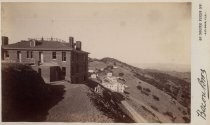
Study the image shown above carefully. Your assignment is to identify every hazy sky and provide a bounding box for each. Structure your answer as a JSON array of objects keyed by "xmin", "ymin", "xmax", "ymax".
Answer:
[{"xmin": 1, "ymin": 2, "xmax": 191, "ymax": 65}]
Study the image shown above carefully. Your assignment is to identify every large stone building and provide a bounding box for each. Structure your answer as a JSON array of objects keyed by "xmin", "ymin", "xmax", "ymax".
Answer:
[{"xmin": 1, "ymin": 36, "xmax": 89, "ymax": 83}]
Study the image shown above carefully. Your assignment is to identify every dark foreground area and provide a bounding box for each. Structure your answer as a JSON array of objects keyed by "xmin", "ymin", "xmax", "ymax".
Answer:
[
  {"xmin": 2, "ymin": 63, "xmax": 65, "ymax": 121},
  {"xmin": 2, "ymin": 63, "xmax": 134, "ymax": 122}
]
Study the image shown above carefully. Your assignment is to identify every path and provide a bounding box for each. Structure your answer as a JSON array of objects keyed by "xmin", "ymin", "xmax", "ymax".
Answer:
[
  {"xmin": 45, "ymin": 81, "xmax": 113, "ymax": 122},
  {"xmin": 129, "ymin": 96, "xmax": 171, "ymax": 122},
  {"xmin": 121, "ymin": 101, "xmax": 147, "ymax": 122}
]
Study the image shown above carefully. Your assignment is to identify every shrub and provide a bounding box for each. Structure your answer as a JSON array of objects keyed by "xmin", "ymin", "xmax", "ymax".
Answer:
[
  {"xmin": 151, "ymin": 105, "xmax": 159, "ymax": 112},
  {"xmin": 152, "ymin": 95, "xmax": 160, "ymax": 101},
  {"xmin": 183, "ymin": 116, "xmax": 190, "ymax": 123},
  {"xmin": 137, "ymin": 85, "xmax": 142, "ymax": 90},
  {"xmin": 119, "ymin": 72, "xmax": 124, "ymax": 77},
  {"xmin": 141, "ymin": 90, "xmax": 149, "ymax": 96},
  {"xmin": 182, "ymin": 110, "xmax": 187, "ymax": 115},
  {"xmin": 164, "ymin": 111, "xmax": 176, "ymax": 122},
  {"xmin": 143, "ymin": 88, "xmax": 151, "ymax": 93}
]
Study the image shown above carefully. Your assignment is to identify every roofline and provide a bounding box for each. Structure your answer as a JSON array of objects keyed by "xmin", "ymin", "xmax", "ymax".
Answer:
[{"xmin": 2, "ymin": 47, "xmax": 90, "ymax": 54}]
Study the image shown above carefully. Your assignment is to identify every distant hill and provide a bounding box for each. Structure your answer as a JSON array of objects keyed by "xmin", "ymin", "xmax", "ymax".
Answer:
[
  {"xmin": 131, "ymin": 63, "xmax": 190, "ymax": 72},
  {"xmin": 88, "ymin": 57, "xmax": 191, "ymax": 123}
]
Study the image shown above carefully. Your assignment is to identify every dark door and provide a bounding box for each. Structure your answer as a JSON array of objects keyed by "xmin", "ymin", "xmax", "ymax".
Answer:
[{"xmin": 62, "ymin": 67, "xmax": 66, "ymax": 80}]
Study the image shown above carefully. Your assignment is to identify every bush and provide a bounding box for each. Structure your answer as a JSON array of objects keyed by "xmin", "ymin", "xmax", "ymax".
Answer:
[
  {"xmin": 137, "ymin": 85, "xmax": 142, "ymax": 90},
  {"xmin": 182, "ymin": 110, "xmax": 187, "ymax": 115},
  {"xmin": 182, "ymin": 116, "xmax": 190, "ymax": 123},
  {"xmin": 164, "ymin": 111, "xmax": 176, "ymax": 121},
  {"xmin": 141, "ymin": 90, "xmax": 149, "ymax": 96},
  {"xmin": 143, "ymin": 88, "xmax": 151, "ymax": 93},
  {"xmin": 119, "ymin": 72, "xmax": 124, "ymax": 77},
  {"xmin": 151, "ymin": 105, "xmax": 159, "ymax": 112},
  {"xmin": 152, "ymin": 95, "xmax": 160, "ymax": 101}
]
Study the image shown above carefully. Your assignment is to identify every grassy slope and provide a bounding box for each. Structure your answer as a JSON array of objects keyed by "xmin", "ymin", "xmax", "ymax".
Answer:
[{"xmin": 89, "ymin": 57, "xmax": 191, "ymax": 123}]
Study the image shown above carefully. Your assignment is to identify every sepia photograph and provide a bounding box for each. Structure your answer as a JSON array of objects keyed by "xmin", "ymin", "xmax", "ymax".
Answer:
[{"xmin": 1, "ymin": 2, "xmax": 191, "ymax": 123}]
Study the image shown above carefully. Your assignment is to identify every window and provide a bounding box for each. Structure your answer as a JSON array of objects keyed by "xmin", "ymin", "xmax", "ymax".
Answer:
[
  {"xmin": 17, "ymin": 51, "xmax": 20, "ymax": 59},
  {"xmin": 39, "ymin": 52, "xmax": 43, "ymax": 63},
  {"xmin": 62, "ymin": 52, "xmax": 66, "ymax": 61},
  {"xmin": 52, "ymin": 52, "xmax": 56, "ymax": 59},
  {"xmin": 5, "ymin": 51, "xmax": 9, "ymax": 57},
  {"xmin": 31, "ymin": 51, "xmax": 33, "ymax": 58},
  {"xmin": 62, "ymin": 67, "xmax": 66, "ymax": 76},
  {"xmin": 27, "ymin": 51, "xmax": 29, "ymax": 58},
  {"xmin": 27, "ymin": 51, "xmax": 33, "ymax": 58}
]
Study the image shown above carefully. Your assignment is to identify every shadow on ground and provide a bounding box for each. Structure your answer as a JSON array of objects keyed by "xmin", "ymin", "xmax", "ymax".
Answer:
[
  {"xmin": 2, "ymin": 63, "xmax": 65, "ymax": 122},
  {"xmin": 86, "ymin": 79, "xmax": 134, "ymax": 123}
]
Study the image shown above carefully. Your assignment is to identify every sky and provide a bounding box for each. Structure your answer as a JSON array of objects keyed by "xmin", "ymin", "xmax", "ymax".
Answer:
[{"xmin": 1, "ymin": 2, "xmax": 191, "ymax": 66}]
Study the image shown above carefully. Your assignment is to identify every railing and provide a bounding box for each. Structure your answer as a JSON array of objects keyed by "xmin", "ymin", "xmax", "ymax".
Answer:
[{"xmin": 28, "ymin": 37, "xmax": 66, "ymax": 43}]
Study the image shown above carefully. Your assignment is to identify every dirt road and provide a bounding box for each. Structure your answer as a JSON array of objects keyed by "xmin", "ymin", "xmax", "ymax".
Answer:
[
  {"xmin": 129, "ymin": 96, "xmax": 171, "ymax": 122},
  {"xmin": 45, "ymin": 81, "xmax": 113, "ymax": 122},
  {"xmin": 121, "ymin": 100, "xmax": 147, "ymax": 122}
]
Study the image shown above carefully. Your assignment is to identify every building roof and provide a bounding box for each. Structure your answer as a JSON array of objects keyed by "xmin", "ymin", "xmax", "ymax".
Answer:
[{"xmin": 2, "ymin": 39, "xmax": 89, "ymax": 53}]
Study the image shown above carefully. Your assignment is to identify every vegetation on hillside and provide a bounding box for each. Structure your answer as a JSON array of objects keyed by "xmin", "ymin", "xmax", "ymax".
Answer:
[{"xmin": 89, "ymin": 57, "xmax": 191, "ymax": 123}]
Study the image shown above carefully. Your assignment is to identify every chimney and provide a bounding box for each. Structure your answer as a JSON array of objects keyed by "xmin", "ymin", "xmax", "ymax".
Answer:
[
  {"xmin": 2, "ymin": 36, "xmax": 9, "ymax": 46},
  {"xmin": 69, "ymin": 37, "xmax": 74, "ymax": 48},
  {"xmin": 76, "ymin": 41, "xmax": 82, "ymax": 50}
]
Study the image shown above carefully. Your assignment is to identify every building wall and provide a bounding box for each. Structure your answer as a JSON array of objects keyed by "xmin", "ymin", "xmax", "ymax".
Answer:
[
  {"xmin": 39, "ymin": 51, "xmax": 71, "ymax": 81},
  {"xmin": 40, "ymin": 66, "xmax": 51, "ymax": 83},
  {"xmin": 21, "ymin": 50, "xmax": 35, "ymax": 63},
  {"xmin": 6, "ymin": 50, "xmax": 18, "ymax": 62},
  {"xmin": 71, "ymin": 51, "xmax": 88, "ymax": 83},
  {"xmin": 50, "ymin": 66, "xmax": 62, "ymax": 82},
  {"xmin": 3, "ymin": 49, "xmax": 88, "ymax": 83}
]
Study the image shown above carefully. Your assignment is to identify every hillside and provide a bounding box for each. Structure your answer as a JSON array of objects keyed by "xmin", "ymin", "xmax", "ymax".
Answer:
[{"xmin": 88, "ymin": 57, "xmax": 191, "ymax": 123}]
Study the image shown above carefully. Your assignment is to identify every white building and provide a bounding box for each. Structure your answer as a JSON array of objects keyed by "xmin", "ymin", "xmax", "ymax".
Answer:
[
  {"xmin": 113, "ymin": 66, "xmax": 118, "ymax": 69},
  {"xmin": 100, "ymin": 68, "xmax": 104, "ymax": 71},
  {"xmin": 101, "ymin": 76, "xmax": 126, "ymax": 93},
  {"xmin": 91, "ymin": 73, "xmax": 97, "ymax": 78},
  {"xmin": 88, "ymin": 69, "xmax": 94, "ymax": 73},
  {"xmin": 107, "ymin": 72, "xmax": 113, "ymax": 77},
  {"xmin": 94, "ymin": 85, "xmax": 103, "ymax": 93}
]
